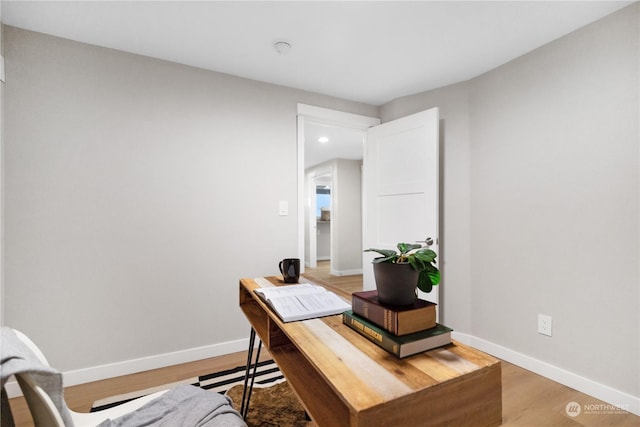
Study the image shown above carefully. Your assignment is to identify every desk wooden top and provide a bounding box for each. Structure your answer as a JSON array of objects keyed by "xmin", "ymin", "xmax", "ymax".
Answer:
[{"xmin": 239, "ymin": 276, "xmax": 502, "ymax": 427}]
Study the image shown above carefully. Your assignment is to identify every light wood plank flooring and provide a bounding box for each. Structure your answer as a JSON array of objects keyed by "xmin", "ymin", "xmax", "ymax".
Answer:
[
  {"xmin": 8, "ymin": 263, "xmax": 638, "ymax": 426},
  {"xmin": 303, "ymin": 260, "xmax": 363, "ymax": 296}
]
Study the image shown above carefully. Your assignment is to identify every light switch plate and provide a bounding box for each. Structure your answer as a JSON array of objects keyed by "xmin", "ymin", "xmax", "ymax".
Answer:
[{"xmin": 279, "ymin": 200, "xmax": 288, "ymax": 216}]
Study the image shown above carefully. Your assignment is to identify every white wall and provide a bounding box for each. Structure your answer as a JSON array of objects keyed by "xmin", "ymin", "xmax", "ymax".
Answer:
[
  {"xmin": 383, "ymin": 3, "xmax": 639, "ymax": 404},
  {"xmin": 470, "ymin": 3, "xmax": 638, "ymax": 398},
  {"xmin": 331, "ymin": 159, "xmax": 362, "ymax": 275},
  {"xmin": 2, "ymin": 25, "xmax": 377, "ymax": 375},
  {"xmin": 316, "ymin": 222, "xmax": 330, "ymax": 260}
]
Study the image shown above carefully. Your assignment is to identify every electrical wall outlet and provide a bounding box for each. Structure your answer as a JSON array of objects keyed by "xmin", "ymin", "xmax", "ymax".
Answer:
[{"xmin": 538, "ymin": 314, "xmax": 553, "ymax": 337}]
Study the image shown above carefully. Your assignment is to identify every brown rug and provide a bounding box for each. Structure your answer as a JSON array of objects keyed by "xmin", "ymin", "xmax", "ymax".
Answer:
[{"xmin": 226, "ymin": 381, "xmax": 309, "ymax": 427}]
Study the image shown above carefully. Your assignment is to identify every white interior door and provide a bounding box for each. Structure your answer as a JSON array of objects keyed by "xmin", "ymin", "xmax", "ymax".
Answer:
[{"xmin": 363, "ymin": 108, "xmax": 440, "ymax": 306}]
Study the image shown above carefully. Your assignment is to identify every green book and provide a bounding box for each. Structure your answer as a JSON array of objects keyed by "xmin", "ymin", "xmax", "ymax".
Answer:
[{"xmin": 342, "ymin": 310, "xmax": 453, "ymax": 358}]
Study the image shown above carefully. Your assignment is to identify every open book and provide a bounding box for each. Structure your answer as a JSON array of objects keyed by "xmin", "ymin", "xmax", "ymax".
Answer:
[{"xmin": 254, "ymin": 283, "xmax": 351, "ymax": 322}]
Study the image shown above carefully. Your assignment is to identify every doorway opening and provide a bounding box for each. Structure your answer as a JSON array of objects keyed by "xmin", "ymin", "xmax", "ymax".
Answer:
[{"xmin": 296, "ymin": 104, "xmax": 380, "ymax": 283}]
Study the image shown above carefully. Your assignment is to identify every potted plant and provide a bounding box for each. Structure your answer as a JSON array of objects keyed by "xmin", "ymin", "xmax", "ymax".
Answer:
[{"xmin": 364, "ymin": 242, "xmax": 440, "ymax": 306}]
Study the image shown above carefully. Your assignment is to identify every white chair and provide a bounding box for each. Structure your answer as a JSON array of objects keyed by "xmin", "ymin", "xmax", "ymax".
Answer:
[{"xmin": 12, "ymin": 329, "xmax": 169, "ymax": 427}]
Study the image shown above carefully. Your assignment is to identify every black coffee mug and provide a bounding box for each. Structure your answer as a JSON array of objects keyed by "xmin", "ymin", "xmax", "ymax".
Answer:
[{"xmin": 279, "ymin": 258, "xmax": 300, "ymax": 283}]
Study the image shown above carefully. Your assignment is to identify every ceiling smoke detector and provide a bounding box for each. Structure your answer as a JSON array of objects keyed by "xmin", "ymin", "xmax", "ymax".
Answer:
[{"xmin": 273, "ymin": 41, "xmax": 292, "ymax": 55}]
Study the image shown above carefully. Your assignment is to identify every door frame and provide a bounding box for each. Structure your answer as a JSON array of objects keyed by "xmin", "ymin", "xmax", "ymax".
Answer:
[{"xmin": 297, "ymin": 104, "xmax": 380, "ymax": 272}]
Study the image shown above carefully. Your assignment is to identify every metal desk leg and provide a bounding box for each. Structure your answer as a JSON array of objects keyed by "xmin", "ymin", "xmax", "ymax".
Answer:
[{"xmin": 240, "ymin": 327, "xmax": 262, "ymax": 420}]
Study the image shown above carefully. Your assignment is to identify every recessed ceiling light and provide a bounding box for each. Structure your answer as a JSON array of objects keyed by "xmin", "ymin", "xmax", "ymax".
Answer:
[{"xmin": 318, "ymin": 136, "xmax": 329, "ymax": 143}]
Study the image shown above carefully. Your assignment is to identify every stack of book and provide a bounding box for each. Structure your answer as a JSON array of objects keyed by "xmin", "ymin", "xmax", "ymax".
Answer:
[{"xmin": 342, "ymin": 290, "xmax": 453, "ymax": 358}]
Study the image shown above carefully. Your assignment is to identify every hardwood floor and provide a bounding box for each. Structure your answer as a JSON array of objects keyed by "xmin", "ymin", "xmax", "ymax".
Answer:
[
  {"xmin": 303, "ymin": 260, "xmax": 363, "ymax": 297},
  {"xmin": 8, "ymin": 264, "xmax": 638, "ymax": 426}
]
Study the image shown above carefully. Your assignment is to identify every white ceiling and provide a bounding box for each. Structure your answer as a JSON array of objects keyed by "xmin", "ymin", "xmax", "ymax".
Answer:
[
  {"xmin": 1, "ymin": 1, "xmax": 633, "ymax": 107},
  {"xmin": 305, "ymin": 122, "xmax": 365, "ymax": 168}
]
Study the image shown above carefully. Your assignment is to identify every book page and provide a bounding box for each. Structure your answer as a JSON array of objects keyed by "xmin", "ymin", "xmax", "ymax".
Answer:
[
  {"xmin": 254, "ymin": 283, "xmax": 350, "ymax": 322},
  {"xmin": 254, "ymin": 283, "xmax": 324, "ymax": 299}
]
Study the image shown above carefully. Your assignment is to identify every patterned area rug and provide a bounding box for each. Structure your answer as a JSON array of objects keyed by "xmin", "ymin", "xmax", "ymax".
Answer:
[{"xmin": 91, "ymin": 359, "xmax": 284, "ymax": 411}]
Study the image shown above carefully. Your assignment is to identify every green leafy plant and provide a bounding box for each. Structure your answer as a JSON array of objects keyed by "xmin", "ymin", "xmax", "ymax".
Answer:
[{"xmin": 364, "ymin": 243, "xmax": 440, "ymax": 293}]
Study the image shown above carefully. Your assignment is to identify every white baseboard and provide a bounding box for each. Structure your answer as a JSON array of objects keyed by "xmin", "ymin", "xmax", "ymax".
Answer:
[
  {"xmin": 5, "ymin": 337, "xmax": 250, "ymax": 399},
  {"xmin": 452, "ymin": 331, "xmax": 640, "ymax": 416},
  {"xmin": 329, "ymin": 268, "xmax": 362, "ymax": 276}
]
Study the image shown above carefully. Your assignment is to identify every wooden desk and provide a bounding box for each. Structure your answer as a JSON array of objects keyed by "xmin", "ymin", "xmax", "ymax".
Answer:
[{"xmin": 239, "ymin": 277, "xmax": 502, "ymax": 427}]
